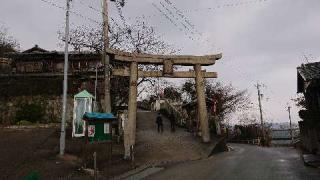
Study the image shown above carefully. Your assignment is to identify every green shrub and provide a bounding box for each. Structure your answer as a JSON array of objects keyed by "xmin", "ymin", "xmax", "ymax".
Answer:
[
  {"xmin": 15, "ymin": 103, "xmax": 45, "ymax": 124},
  {"xmin": 16, "ymin": 120, "xmax": 33, "ymax": 126},
  {"xmin": 159, "ymin": 108, "xmax": 169, "ymax": 117},
  {"xmin": 210, "ymin": 120, "xmax": 217, "ymax": 134}
]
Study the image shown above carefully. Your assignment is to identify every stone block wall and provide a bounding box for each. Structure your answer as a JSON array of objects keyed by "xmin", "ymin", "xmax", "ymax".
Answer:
[
  {"xmin": 0, "ymin": 76, "xmax": 102, "ymax": 125},
  {"xmin": 0, "ymin": 95, "xmax": 74, "ymax": 125}
]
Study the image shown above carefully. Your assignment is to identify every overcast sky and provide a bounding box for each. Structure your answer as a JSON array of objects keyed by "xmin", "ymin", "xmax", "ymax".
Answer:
[{"xmin": 1, "ymin": 0, "xmax": 319, "ymax": 124}]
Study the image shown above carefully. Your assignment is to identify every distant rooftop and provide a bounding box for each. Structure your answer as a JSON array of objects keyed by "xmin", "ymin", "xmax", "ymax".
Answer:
[
  {"xmin": 23, "ymin": 44, "xmax": 48, "ymax": 53},
  {"xmin": 5, "ymin": 45, "xmax": 100, "ymax": 61},
  {"xmin": 297, "ymin": 62, "xmax": 320, "ymax": 81}
]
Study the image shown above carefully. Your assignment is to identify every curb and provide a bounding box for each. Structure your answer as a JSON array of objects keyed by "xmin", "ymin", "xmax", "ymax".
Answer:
[
  {"xmin": 112, "ymin": 158, "xmax": 201, "ymax": 180},
  {"xmin": 302, "ymin": 154, "xmax": 320, "ymax": 168},
  {"xmin": 2, "ymin": 123, "xmax": 60, "ymax": 129},
  {"xmin": 112, "ymin": 165, "xmax": 150, "ymax": 180}
]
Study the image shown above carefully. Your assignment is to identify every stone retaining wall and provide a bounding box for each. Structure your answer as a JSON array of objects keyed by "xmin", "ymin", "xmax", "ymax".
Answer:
[
  {"xmin": 0, "ymin": 76, "xmax": 102, "ymax": 125},
  {"xmin": 0, "ymin": 95, "xmax": 74, "ymax": 125}
]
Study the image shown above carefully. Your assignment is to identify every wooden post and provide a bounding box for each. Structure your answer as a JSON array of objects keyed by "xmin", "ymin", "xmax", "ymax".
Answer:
[
  {"xmin": 126, "ymin": 62, "xmax": 138, "ymax": 157},
  {"xmin": 93, "ymin": 152, "xmax": 97, "ymax": 180},
  {"xmin": 123, "ymin": 112, "xmax": 130, "ymax": 159},
  {"xmin": 195, "ymin": 64, "xmax": 210, "ymax": 143},
  {"xmin": 102, "ymin": 0, "xmax": 111, "ymax": 113}
]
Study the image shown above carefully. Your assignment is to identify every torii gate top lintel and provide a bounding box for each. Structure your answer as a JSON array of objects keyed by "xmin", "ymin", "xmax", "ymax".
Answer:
[{"xmin": 106, "ymin": 48, "xmax": 222, "ymax": 66}]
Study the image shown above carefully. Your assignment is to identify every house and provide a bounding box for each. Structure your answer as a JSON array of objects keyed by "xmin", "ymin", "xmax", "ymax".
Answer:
[
  {"xmin": 6, "ymin": 45, "xmax": 101, "ymax": 74},
  {"xmin": 297, "ymin": 62, "xmax": 320, "ymax": 154},
  {"xmin": 0, "ymin": 45, "xmax": 104, "ymax": 124},
  {"xmin": 0, "ymin": 45, "xmax": 131, "ymax": 125},
  {"xmin": 1, "ymin": 45, "xmax": 106, "ymax": 95}
]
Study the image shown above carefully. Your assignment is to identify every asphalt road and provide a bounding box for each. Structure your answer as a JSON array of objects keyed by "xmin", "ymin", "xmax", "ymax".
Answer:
[{"xmin": 144, "ymin": 144, "xmax": 320, "ymax": 180}]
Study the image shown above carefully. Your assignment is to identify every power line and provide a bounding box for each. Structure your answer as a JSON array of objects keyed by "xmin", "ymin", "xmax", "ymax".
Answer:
[
  {"xmin": 154, "ymin": 0, "xmax": 284, "ymax": 124},
  {"xmin": 152, "ymin": 1, "xmax": 217, "ymax": 47},
  {"xmin": 161, "ymin": 1, "xmax": 219, "ymax": 53},
  {"xmin": 159, "ymin": 1, "xmax": 198, "ymax": 39},
  {"xmin": 39, "ymin": 0, "xmax": 65, "ymax": 11},
  {"xmin": 163, "ymin": 0, "xmax": 198, "ymax": 35},
  {"xmin": 39, "ymin": 0, "xmax": 125, "ymax": 31},
  {"xmin": 40, "ymin": 0, "xmax": 274, "ymax": 93},
  {"xmin": 184, "ymin": 0, "xmax": 268, "ymax": 13},
  {"xmin": 39, "ymin": 0, "xmax": 102, "ymax": 24},
  {"xmin": 151, "ymin": 2, "xmax": 194, "ymax": 41},
  {"xmin": 160, "ymin": 0, "xmax": 214, "ymax": 43},
  {"xmin": 160, "ymin": 0, "xmax": 213, "ymax": 44},
  {"xmin": 77, "ymin": 0, "xmax": 122, "ymax": 28}
]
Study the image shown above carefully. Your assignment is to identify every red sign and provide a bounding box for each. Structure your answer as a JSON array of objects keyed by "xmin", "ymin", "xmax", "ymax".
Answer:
[{"xmin": 88, "ymin": 125, "xmax": 95, "ymax": 137}]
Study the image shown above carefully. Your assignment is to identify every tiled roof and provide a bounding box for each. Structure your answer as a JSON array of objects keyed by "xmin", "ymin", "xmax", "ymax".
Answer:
[
  {"xmin": 23, "ymin": 45, "xmax": 48, "ymax": 53},
  {"xmin": 297, "ymin": 62, "xmax": 320, "ymax": 81}
]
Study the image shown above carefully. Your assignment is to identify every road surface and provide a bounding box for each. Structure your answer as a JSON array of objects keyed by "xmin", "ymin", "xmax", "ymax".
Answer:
[{"xmin": 144, "ymin": 144, "xmax": 320, "ymax": 180}]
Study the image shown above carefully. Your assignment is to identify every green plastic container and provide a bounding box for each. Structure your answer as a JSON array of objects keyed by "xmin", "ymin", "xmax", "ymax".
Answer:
[{"xmin": 83, "ymin": 112, "xmax": 117, "ymax": 143}]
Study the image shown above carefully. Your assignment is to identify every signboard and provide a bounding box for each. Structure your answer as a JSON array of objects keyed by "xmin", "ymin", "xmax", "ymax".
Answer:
[
  {"xmin": 104, "ymin": 123, "xmax": 110, "ymax": 134},
  {"xmin": 88, "ymin": 125, "xmax": 95, "ymax": 137}
]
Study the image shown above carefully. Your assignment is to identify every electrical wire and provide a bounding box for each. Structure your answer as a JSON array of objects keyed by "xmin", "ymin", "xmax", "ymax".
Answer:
[
  {"xmin": 39, "ymin": 0, "xmax": 101, "ymax": 25},
  {"xmin": 184, "ymin": 0, "xmax": 268, "ymax": 13}
]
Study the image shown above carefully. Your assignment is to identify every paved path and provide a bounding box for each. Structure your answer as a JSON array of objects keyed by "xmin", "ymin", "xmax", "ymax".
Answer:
[
  {"xmin": 145, "ymin": 144, "xmax": 320, "ymax": 180},
  {"xmin": 134, "ymin": 111, "xmax": 202, "ymax": 165},
  {"xmin": 134, "ymin": 110, "xmax": 213, "ymax": 166}
]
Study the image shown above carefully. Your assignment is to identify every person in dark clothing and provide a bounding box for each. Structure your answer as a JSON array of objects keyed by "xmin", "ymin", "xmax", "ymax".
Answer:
[
  {"xmin": 170, "ymin": 116, "xmax": 175, "ymax": 132},
  {"xmin": 156, "ymin": 113, "xmax": 163, "ymax": 133}
]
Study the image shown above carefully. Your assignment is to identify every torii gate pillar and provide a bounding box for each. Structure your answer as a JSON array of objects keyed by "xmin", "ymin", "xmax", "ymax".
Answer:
[
  {"xmin": 125, "ymin": 62, "xmax": 138, "ymax": 158},
  {"xmin": 195, "ymin": 64, "xmax": 210, "ymax": 142}
]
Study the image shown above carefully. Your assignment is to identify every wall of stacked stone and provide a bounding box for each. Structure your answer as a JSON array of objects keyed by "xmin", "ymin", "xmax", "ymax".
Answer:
[
  {"xmin": 0, "ymin": 76, "xmax": 102, "ymax": 125},
  {"xmin": 0, "ymin": 95, "xmax": 74, "ymax": 125}
]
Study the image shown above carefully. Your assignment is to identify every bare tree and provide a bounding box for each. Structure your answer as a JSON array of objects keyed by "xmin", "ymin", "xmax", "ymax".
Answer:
[
  {"xmin": 58, "ymin": 18, "xmax": 177, "ymax": 110},
  {"xmin": 163, "ymin": 86, "xmax": 182, "ymax": 102},
  {"xmin": 58, "ymin": 18, "xmax": 176, "ymax": 54},
  {"xmin": 292, "ymin": 94, "xmax": 306, "ymax": 110},
  {"xmin": 181, "ymin": 79, "xmax": 251, "ymax": 121},
  {"xmin": 238, "ymin": 112, "xmax": 259, "ymax": 125},
  {"xmin": 0, "ymin": 25, "xmax": 19, "ymax": 57},
  {"xmin": 206, "ymin": 81, "xmax": 251, "ymax": 120}
]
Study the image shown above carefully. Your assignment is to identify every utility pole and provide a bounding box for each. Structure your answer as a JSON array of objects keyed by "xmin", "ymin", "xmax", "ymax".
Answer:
[
  {"xmin": 94, "ymin": 65, "xmax": 98, "ymax": 111},
  {"xmin": 287, "ymin": 105, "xmax": 294, "ymax": 144},
  {"xmin": 60, "ymin": 0, "xmax": 71, "ymax": 156},
  {"xmin": 158, "ymin": 77, "xmax": 161, "ymax": 101},
  {"xmin": 256, "ymin": 83, "xmax": 264, "ymax": 140},
  {"xmin": 102, "ymin": 0, "xmax": 111, "ymax": 113}
]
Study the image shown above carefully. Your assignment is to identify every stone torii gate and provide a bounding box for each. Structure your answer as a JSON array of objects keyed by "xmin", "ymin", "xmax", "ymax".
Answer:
[{"xmin": 107, "ymin": 49, "xmax": 222, "ymax": 157}]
